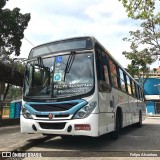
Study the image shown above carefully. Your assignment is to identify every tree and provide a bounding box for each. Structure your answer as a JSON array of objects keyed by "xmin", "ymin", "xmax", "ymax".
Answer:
[
  {"xmin": 119, "ymin": 0, "xmax": 156, "ymax": 20},
  {"xmin": 123, "ymin": 49, "xmax": 154, "ymax": 86},
  {"xmin": 6, "ymin": 85, "xmax": 22, "ymax": 100},
  {"xmin": 123, "ymin": 16, "xmax": 160, "ymax": 60},
  {"xmin": 119, "ymin": 0, "xmax": 160, "ymax": 83},
  {"xmin": 0, "ymin": 1, "xmax": 30, "ymax": 122},
  {"xmin": 153, "ymin": 68, "xmax": 157, "ymax": 72},
  {"xmin": 0, "ymin": 0, "xmax": 31, "ymax": 56}
]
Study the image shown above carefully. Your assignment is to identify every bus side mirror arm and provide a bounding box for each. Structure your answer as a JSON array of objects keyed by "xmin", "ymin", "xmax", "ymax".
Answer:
[{"xmin": 98, "ymin": 80, "xmax": 112, "ymax": 93}]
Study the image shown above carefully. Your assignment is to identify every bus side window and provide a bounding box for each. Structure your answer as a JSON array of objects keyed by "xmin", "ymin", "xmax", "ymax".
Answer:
[
  {"xmin": 137, "ymin": 86, "xmax": 141, "ymax": 100},
  {"xmin": 142, "ymin": 90, "xmax": 145, "ymax": 101},
  {"xmin": 134, "ymin": 83, "xmax": 140, "ymax": 99},
  {"xmin": 140, "ymin": 88, "xmax": 144, "ymax": 101},
  {"xmin": 119, "ymin": 68, "xmax": 127, "ymax": 92},
  {"xmin": 131, "ymin": 80, "xmax": 136, "ymax": 97},
  {"xmin": 126, "ymin": 75, "xmax": 132, "ymax": 95},
  {"xmin": 102, "ymin": 53, "xmax": 110, "ymax": 84},
  {"xmin": 95, "ymin": 48, "xmax": 105, "ymax": 81},
  {"xmin": 109, "ymin": 58, "xmax": 118, "ymax": 88}
]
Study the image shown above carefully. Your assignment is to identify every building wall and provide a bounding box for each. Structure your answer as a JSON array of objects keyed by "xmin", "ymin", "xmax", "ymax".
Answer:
[
  {"xmin": 144, "ymin": 78, "xmax": 160, "ymax": 95},
  {"xmin": 146, "ymin": 101, "xmax": 155, "ymax": 114},
  {"xmin": 144, "ymin": 78, "xmax": 160, "ymax": 114}
]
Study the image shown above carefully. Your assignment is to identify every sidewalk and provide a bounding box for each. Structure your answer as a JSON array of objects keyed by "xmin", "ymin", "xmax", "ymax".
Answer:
[
  {"xmin": 146, "ymin": 114, "xmax": 160, "ymax": 119},
  {"xmin": 0, "ymin": 125, "xmax": 52, "ymax": 151}
]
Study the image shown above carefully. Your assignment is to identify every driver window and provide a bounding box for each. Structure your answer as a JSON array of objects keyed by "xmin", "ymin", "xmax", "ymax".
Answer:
[
  {"xmin": 95, "ymin": 47, "xmax": 105, "ymax": 81},
  {"xmin": 95, "ymin": 45, "xmax": 110, "ymax": 84}
]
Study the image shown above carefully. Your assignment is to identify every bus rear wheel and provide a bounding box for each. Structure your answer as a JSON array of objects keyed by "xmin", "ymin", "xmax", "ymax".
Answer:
[{"xmin": 136, "ymin": 111, "xmax": 142, "ymax": 128}]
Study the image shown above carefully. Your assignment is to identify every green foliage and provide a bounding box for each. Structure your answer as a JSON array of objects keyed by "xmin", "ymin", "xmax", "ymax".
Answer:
[
  {"xmin": 123, "ymin": 15, "xmax": 160, "ymax": 56},
  {"xmin": 6, "ymin": 85, "xmax": 22, "ymax": 100},
  {"xmin": 123, "ymin": 49, "xmax": 153, "ymax": 78},
  {"xmin": 153, "ymin": 68, "xmax": 157, "ymax": 72},
  {"xmin": 120, "ymin": 0, "xmax": 160, "ymax": 81},
  {"xmin": 0, "ymin": 0, "xmax": 31, "ymax": 56},
  {"xmin": 119, "ymin": 0, "xmax": 156, "ymax": 19},
  {"xmin": 13, "ymin": 60, "xmax": 25, "ymax": 73},
  {"xmin": 120, "ymin": 0, "xmax": 160, "ymax": 57}
]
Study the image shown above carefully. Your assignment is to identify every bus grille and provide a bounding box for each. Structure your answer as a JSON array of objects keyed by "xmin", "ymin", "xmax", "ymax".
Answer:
[
  {"xmin": 30, "ymin": 103, "xmax": 78, "ymax": 112},
  {"xmin": 36, "ymin": 114, "xmax": 70, "ymax": 118},
  {"xmin": 39, "ymin": 122, "xmax": 66, "ymax": 130}
]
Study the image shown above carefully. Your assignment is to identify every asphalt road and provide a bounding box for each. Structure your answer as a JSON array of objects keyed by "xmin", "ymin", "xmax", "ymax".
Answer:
[
  {"xmin": 1, "ymin": 118, "xmax": 160, "ymax": 160},
  {"xmin": 23, "ymin": 117, "xmax": 160, "ymax": 159},
  {"xmin": 0, "ymin": 125, "xmax": 54, "ymax": 152}
]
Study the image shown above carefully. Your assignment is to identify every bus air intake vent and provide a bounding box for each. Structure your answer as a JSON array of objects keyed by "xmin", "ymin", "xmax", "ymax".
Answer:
[
  {"xmin": 39, "ymin": 122, "xmax": 66, "ymax": 130},
  {"xmin": 30, "ymin": 103, "xmax": 78, "ymax": 112}
]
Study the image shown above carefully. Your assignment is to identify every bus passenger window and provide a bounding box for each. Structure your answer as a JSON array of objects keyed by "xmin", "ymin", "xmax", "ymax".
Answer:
[
  {"xmin": 103, "ymin": 65, "xmax": 110, "ymax": 84},
  {"xmin": 126, "ymin": 75, "xmax": 132, "ymax": 95},
  {"xmin": 140, "ymin": 88, "xmax": 144, "ymax": 101},
  {"xmin": 131, "ymin": 80, "xmax": 136, "ymax": 97},
  {"xmin": 102, "ymin": 53, "xmax": 110, "ymax": 84},
  {"xmin": 134, "ymin": 83, "xmax": 138, "ymax": 98},
  {"xmin": 109, "ymin": 59, "xmax": 118, "ymax": 88},
  {"xmin": 119, "ymin": 68, "xmax": 127, "ymax": 92}
]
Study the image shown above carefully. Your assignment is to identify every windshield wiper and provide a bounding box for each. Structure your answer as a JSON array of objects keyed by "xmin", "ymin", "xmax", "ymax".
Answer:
[
  {"xmin": 37, "ymin": 56, "xmax": 44, "ymax": 68},
  {"xmin": 64, "ymin": 51, "xmax": 75, "ymax": 80}
]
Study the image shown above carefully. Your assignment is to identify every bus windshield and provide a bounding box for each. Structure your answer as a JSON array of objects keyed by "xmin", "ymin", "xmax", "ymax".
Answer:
[{"xmin": 24, "ymin": 52, "xmax": 94, "ymax": 100}]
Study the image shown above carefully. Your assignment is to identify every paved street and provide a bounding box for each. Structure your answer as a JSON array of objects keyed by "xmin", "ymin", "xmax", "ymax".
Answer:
[
  {"xmin": 24, "ymin": 117, "xmax": 160, "ymax": 159},
  {"xmin": 0, "ymin": 125, "xmax": 53, "ymax": 151},
  {"xmin": 0, "ymin": 117, "xmax": 160, "ymax": 159},
  {"xmin": 25, "ymin": 118, "xmax": 160, "ymax": 152}
]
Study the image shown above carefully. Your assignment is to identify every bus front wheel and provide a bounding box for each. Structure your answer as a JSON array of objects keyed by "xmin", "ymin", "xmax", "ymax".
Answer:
[{"xmin": 111, "ymin": 112, "xmax": 121, "ymax": 140}]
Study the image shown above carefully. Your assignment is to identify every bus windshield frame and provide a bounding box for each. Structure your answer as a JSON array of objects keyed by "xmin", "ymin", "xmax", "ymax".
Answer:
[{"xmin": 23, "ymin": 51, "xmax": 95, "ymax": 101}]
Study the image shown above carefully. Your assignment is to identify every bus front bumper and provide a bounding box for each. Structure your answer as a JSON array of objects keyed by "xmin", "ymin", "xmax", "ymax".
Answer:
[{"xmin": 20, "ymin": 114, "xmax": 99, "ymax": 137}]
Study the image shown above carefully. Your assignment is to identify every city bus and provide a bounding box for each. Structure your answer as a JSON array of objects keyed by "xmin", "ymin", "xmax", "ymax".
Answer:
[{"xmin": 21, "ymin": 36, "xmax": 146, "ymax": 139}]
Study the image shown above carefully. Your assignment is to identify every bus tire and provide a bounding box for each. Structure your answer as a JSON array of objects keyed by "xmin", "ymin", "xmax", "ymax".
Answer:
[
  {"xmin": 136, "ymin": 111, "xmax": 142, "ymax": 128},
  {"xmin": 111, "ymin": 112, "xmax": 121, "ymax": 140}
]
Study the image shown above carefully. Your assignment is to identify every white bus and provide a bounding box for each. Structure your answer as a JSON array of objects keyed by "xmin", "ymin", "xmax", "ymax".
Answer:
[{"xmin": 21, "ymin": 36, "xmax": 146, "ymax": 139}]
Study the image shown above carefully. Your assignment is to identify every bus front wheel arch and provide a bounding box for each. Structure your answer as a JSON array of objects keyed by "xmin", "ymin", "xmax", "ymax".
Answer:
[{"xmin": 110, "ymin": 107, "xmax": 123, "ymax": 140}]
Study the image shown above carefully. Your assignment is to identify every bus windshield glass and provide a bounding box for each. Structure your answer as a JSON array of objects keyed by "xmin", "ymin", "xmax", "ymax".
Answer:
[
  {"xmin": 24, "ymin": 52, "xmax": 94, "ymax": 99},
  {"xmin": 28, "ymin": 37, "xmax": 92, "ymax": 59}
]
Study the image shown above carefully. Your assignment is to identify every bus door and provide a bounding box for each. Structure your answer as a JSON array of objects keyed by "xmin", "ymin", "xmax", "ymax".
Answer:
[{"xmin": 96, "ymin": 46, "xmax": 114, "ymax": 131}]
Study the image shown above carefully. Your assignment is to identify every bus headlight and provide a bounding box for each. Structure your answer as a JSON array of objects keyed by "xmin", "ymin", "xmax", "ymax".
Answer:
[
  {"xmin": 73, "ymin": 101, "xmax": 97, "ymax": 119},
  {"xmin": 22, "ymin": 107, "xmax": 33, "ymax": 119}
]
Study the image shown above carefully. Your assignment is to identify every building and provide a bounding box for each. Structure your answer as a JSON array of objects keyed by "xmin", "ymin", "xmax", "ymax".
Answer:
[{"xmin": 144, "ymin": 78, "xmax": 160, "ymax": 114}]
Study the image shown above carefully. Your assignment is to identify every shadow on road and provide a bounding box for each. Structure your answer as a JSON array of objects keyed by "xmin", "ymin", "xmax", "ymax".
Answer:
[
  {"xmin": 29, "ymin": 124, "xmax": 145, "ymax": 151},
  {"xmin": 26, "ymin": 120, "xmax": 160, "ymax": 151}
]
